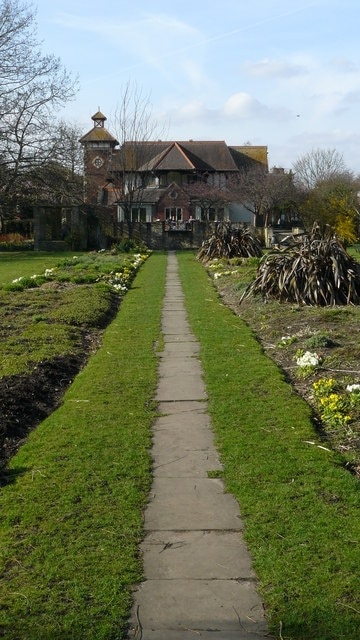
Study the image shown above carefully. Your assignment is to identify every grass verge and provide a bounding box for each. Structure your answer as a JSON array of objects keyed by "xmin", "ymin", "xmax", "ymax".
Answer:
[
  {"xmin": 177, "ymin": 251, "xmax": 360, "ymax": 640},
  {"xmin": 0, "ymin": 252, "xmax": 167, "ymax": 640},
  {"xmin": 0, "ymin": 251, "xmax": 86, "ymax": 285},
  {"xmin": 206, "ymin": 254, "xmax": 360, "ymax": 472}
]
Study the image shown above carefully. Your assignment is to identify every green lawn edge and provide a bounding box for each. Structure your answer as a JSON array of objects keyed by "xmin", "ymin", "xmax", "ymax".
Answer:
[
  {"xmin": 0, "ymin": 252, "xmax": 167, "ymax": 640},
  {"xmin": 0, "ymin": 251, "xmax": 87, "ymax": 285},
  {"xmin": 177, "ymin": 251, "xmax": 360, "ymax": 640}
]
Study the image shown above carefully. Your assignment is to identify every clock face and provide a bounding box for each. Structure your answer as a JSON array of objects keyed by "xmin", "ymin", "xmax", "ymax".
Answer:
[{"xmin": 92, "ymin": 156, "xmax": 104, "ymax": 168}]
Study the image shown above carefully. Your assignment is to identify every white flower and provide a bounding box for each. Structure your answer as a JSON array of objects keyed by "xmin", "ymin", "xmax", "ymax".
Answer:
[
  {"xmin": 346, "ymin": 384, "xmax": 360, "ymax": 393},
  {"xmin": 113, "ymin": 283, "xmax": 127, "ymax": 292},
  {"xmin": 296, "ymin": 351, "xmax": 320, "ymax": 368},
  {"xmin": 44, "ymin": 268, "xmax": 54, "ymax": 277}
]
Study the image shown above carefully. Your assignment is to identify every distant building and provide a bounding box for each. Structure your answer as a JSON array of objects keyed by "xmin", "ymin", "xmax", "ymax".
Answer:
[{"xmin": 79, "ymin": 110, "xmax": 268, "ymax": 226}]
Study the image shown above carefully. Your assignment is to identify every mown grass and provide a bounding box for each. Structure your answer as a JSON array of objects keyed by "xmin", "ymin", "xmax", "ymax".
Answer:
[
  {"xmin": 0, "ymin": 252, "xmax": 147, "ymax": 379},
  {"xmin": 0, "ymin": 251, "xmax": 86, "ymax": 285},
  {"xmin": 205, "ymin": 254, "xmax": 360, "ymax": 472},
  {"xmin": 0, "ymin": 252, "xmax": 167, "ymax": 639},
  {"xmin": 177, "ymin": 251, "xmax": 360, "ymax": 640},
  {"xmin": 0, "ymin": 284, "xmax": 115, "ymax": 378}
]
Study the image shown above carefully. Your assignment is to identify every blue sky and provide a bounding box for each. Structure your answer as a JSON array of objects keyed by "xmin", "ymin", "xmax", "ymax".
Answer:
[{"xmin": 34, "ymin": 0, "xmax": 360, "ymax": 173}]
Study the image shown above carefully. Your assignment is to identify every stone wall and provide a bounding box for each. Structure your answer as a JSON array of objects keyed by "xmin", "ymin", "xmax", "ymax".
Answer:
[
  {"xmin": 117, "ymin": 220, "xmax": 209, "ymax": 250},
  {"xmin": 34, "ymin": 206, "xmax": 89, "ymax": 251},
  {"xmin": 34, "ymin": 205, "xmax": 260, "ymax": 252}
]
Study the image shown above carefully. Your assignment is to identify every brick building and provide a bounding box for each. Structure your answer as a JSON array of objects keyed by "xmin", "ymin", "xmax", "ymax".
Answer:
[{"xmin": 79, "ymin": 110, "xmax": 268, "ymax": 226}]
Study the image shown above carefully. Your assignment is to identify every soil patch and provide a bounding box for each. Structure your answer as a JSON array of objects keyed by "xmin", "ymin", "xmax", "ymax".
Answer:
[{"xmin": 0, "ymin": 331, "xmax": 101, "ymax": 480}]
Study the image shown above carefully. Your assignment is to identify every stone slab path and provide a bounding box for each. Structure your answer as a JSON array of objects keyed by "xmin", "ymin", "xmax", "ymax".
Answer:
[{"xmin": 128, "ymin": 252, "xmax": 269, "ymax": 639}]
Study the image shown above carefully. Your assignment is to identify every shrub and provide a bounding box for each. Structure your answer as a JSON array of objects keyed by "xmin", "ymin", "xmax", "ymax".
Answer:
[
  {"xmin": 241, "ymin": 223, "xmax": 360, "ymax": 305},
  {"xmin": 197, "ymin": 221, "xmax": 263, "ymax": 263},
  {"xmin": 305, "ymin": 333, "xmax": 337, "ymax": 348}
]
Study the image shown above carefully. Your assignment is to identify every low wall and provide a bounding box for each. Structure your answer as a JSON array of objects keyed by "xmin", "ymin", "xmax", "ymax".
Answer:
[
  {"xmin": 34, "ymin": 206, "xmax": 88, "ymax": 251},
  {"xmin": 34, "ymin": 205, "xmax": 263, "ymax": 252},
  {"xmin": 118, "ymin": 221, "xmax": 212, "ymax": 250}
]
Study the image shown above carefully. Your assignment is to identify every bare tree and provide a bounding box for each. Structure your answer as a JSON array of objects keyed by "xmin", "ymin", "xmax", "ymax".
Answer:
[
  {"xmin": 0, "ymin": 0, "xmax": 78, "ymax": 223},
  {"xmin": 0, "ymin": 0, "xmax": 36, "ymax": 102},
  {"xmin": 184, "ymin": 181, "xmax": 232, "ymax": 227},
  {"xmin": 292, "ymin": 148, "xmax": 350, "ymax": 190},
  {"xmin": 52, "ymin": 120, "xmax": 85, "ymax": 177},
  {"xmin": 263, "ymin": 169, "xmax": 301, "ymax": 226},
  {"xmin": 108, "ymin": 82, "xmax": 167, "ymax": 222},
  {"xmin": 227, "ymin": 165, "xmax": 270, "ymax": 226},
  {"xmin": 228, "ymin": 166, "xmax": 300, "ymax": 227},
  {"xmin": 25, "ymin": 121, "xmax": 85, "ymax": 207}
]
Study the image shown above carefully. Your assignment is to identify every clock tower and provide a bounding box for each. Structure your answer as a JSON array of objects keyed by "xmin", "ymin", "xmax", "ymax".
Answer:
[{"xmin": 79, "ymin": 110, "xmax": 119, "ymax": 204}]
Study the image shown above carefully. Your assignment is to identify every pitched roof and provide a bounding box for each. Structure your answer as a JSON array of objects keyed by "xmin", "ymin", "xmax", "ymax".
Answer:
[
  {"xmin": 138, "ymin": 142, "xmax": 196, "ymax": 171},
  {"xmin": 80, "ymin": 111, "xmax": 268, "ymax": 170},
  {"xmin": 91, "ymin": 110, "xmax": 107, "ymax": 121},
  {"xmin": 79, "ymin": 127, "xmax": 119, "ymax": 145},
  {"xmin": 133, "ymin": 186, "xmax": 168, "ymax": 204},
  {"xmin": 79, "ymin": 110, "xmax": 119, "ymax": 146},
  {"xmin": 114, "ymin": 140, "xmax": 258, "ymax": 172},
  {"xmin": 118, "ymin": 182, "xmax": 190, "ymax": 205},
  {"xmin": 229, "ymin": 145, "xmax": 268, "ymax": 167},
  {"xmin": 178, "ymin": 141, "xmax": 239, "ymax": 171}
]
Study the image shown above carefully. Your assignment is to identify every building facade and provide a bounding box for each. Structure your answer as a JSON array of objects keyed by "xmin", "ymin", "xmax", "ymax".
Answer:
[{"xmin": 79, "ymin": 110, "xmax": 268, "ymax": 227}]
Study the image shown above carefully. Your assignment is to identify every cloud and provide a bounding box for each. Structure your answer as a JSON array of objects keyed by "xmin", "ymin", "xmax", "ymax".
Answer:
[
  {"xmin": 179, "ymin": 59, "xmax": 212, "ymax": 88},
  {"xmin": 271, "ymin": 126, "xmax": 360, "ymax": 172},
  {"xmin": 222, "ymin": 92, "xmax": 291, "ymax": 121},
  {"xmin": 162, "ymin": 92, "xmax": 292, "ymax": 135},
  {"xmin": 54, "ymin": 11, "xmax": 202, "ymax": 62},
  {"xmin": 167, "ymin": 100, "xmax": 218, "ymax": 124},
  {"xmin": 223, "ymin": 92, "xmax": 264, "ymax": 117},
  {"xmin": 239, "ymin": 54, "xmax": 360, "ymax": 124},
  {"xmin": 330, "ymin": 57, "xmax": 359, "ymax": 73},
  {"xmin": 242, "ymin": 58, "xmax": 306, "ymax": 78},
  {"xmin": 53, "ymin": 10, "xmax": 212, "ymax": 91}
]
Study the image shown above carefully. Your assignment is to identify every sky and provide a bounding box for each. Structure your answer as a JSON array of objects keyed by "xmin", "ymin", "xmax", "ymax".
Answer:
[{"xmin": 33, "ymin": 0, "xmax": 360, "ymax": 173}]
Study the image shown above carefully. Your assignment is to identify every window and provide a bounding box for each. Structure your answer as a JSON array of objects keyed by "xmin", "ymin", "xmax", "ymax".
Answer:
[
  {"xmin": 165, "ymin": 207, "xmax": 182, "ymax": 221},
  {"xmin": 200, "ymin": 207, "xmax": 224, "ymax": 222},
  {"xmin": 131, "ymin": 207, "xmax": 147, "ymax": 222},
  {"xmin": 187, "ymin": 173, "xmax": 203, "ymax": 184}
]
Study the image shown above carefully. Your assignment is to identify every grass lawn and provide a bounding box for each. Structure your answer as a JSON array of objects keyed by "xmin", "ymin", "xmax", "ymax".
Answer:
[
  {"xmin": 0, "ymin": 251, "xmax": 86, "ymax": 285},
  {"xmin": 0, "ymin": 252, "xmax": 167, "ymax": 639},
  {"xmin": 177, "ymin": 251, "xmax": 360, "ymax": 640},
  {"xmin": 0, "ymin": 249, "xmax": 359, "ymax": 640}
]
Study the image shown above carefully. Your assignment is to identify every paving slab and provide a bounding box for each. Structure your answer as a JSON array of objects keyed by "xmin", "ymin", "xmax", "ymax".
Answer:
[
  {"xmin": 162, "ymin": 318, "xmax": 190, "ymax": 332},
  {"xmin": 144, "ymin": 477, "xmax": 243, "ymax": 531},
  {"xmin": 157, "ymin": 400, "xmax": 208, "ymax": 416},
  {"xmin": 152, "ymin": 445, "xmax": 222, "ymax": 477},
  {"xmin": 157, "ymin": 355, "xmax": 203, "ymax": 374},
  {"xmin": 153, "ymin": 449, "xmax": 222, "ymax": 478},
  {"xmin": 141, "ymin": 531, "xmax": 255, "ymax": 579},
  {"xmin": 156, "ymin": 374, "xmax": 207, "ymax": 402},
  {"xmin": 130, "ymin": 579, "xmax": 267, "ymax": 634},
  {"xmin": 127, "ymin": 252, "xmax": 269, "ymax": 639},
  {"xmin": 132, "ymin": 631, "xmax": 262, "ymax": 640},
  {"xmin": 161, "ymin": 336, "xmax": 197, "ymax": 349}
]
